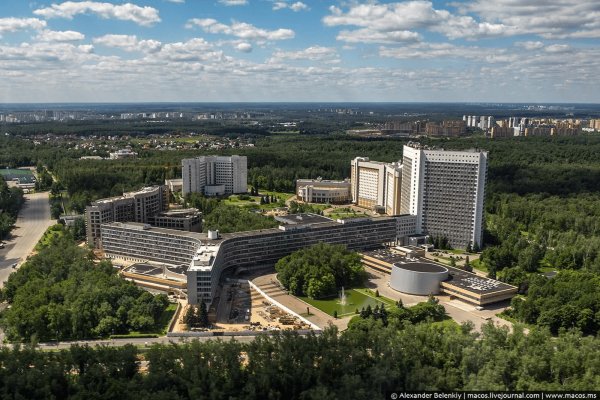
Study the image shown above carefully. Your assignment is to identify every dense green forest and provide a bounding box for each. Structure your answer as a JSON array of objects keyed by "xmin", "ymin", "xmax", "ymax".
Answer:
[
  {"xmin": 276, "ymin": 243, "xmax": 366, "ymax": 299},
  {"xmin": 0, "ymin": 322, "xmax": 598, "ymax": 399},
  {"xmin": 0, "ymin": 227, "xmax": 170, "ymax": 341},
  {"xmin": 0, "ymin": 179, "xmax": 24, "ymax": 240}
]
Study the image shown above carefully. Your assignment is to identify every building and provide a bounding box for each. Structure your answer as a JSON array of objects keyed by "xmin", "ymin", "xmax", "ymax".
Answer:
[
  {"xmin": 98, "ymin": 214, "xmax": 406, "ymax": 305},
  {"xmin": 490, "ymin": 126, "xmax": 514, "ymax": 138},
  {"xmin": 400, "ymin": 143, "xmax": 487, "ymax": 249},
  {"xmin": 350, "ymin": 157, "xmax": 402, "ymax": 214},
  {"xmin": 165, "ymin": 178, "xmax": 183, "ymax": 193},
  {"xmin": 85, "ymin": 186, "xmax": 169, "ymax": 247},
  {"xmin": 296, "ymin": 178, "xmax": 351, "ymax": 204},
  {"xmin": 425, "ymin": 121, "xmax": 466, "ymax": 137},
  {"xmin": 182, "ymin": 155, "xmax": 247, "ymax": 196},
  {"xmin": 359, "ymin": 248, "xmax": 517, "ymax": 305},
  {"xmin": 109, "ymin": 148, "xmax": 138, "ymax": 159},
  {"xmin": 147, "ymin": 208, "xmax": 202, "ymax": 232}
]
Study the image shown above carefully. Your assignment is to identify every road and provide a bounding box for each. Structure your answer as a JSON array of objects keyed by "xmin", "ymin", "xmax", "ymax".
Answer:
[
  {"xmin": 34, "ymin": 335, "xmax": 260, "ymax": 350},
  {"xmin": 0, "ymin": 192, "xmax": 53, "ymax": 287}
]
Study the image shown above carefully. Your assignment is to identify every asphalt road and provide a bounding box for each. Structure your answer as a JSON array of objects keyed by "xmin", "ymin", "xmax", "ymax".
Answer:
[{"xmin": 0, "ymin": 192, "xmax": 53, "ymax": 288}]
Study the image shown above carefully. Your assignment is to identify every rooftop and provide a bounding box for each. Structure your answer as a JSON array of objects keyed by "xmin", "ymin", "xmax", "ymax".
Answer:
[
  {"xmin": 393, "ymin": 261, "xmax": 448, "ymax": 273},
  {"xmin": 274, "ymin": 213, "xmax": 333, "ymax": 227}
]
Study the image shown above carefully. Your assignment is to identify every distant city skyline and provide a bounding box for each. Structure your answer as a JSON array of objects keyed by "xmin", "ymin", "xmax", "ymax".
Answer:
[{"xmin": 0, "ymin": 0, "xmax": 599, "ymax": 103}]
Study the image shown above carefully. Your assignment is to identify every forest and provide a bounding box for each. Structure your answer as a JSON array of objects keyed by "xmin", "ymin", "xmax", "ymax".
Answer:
[
  {"xmin": 0, "ymin": 321, "xmax": 598, "ymax": 399},
  {"xmin": 0, "ymin": 227, "xmax": 170, "ymax": 341}
]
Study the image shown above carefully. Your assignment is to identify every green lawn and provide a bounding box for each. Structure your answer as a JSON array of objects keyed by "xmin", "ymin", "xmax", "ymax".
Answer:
[
  {"xmin": 299, "ymin": 288, "xmax": 394, "ymax": 317},
  {"xmin": 223, "ymin": 194, "xmax": 286, "ymax": 210},
  {"xmin": 470, "ymin": 258, "xmax": 488, "ymax": 273}
]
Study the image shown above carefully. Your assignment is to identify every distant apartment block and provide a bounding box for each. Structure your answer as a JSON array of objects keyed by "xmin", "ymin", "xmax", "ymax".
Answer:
[
  {"xmin": 400, "ymin": 143, "xmax": 487, "ymax": 249},
  {"xmin": 425, "ymin": 120, "xmax": 466, "ymax": 137},
  {"xmin": 109, "ymin": 148, "xmax": 138, "ymax": 159},
  {"xmin": 182, "ymin": 155, "xmax": 247, "ymax": 197},
  {"xmin": 296, "ymin": 178, "xmax": 351, "ymax": 204},
  {"xmin": 165, "ymin": 178, "xmax": 183, "ymax": 193},
  {"xmin": 85, "ymin": 186, "xmax": 169, "ymax": 247},
  {"xmin": 350, "ymin": 157, "xmax": 402, "ymax": 214}
]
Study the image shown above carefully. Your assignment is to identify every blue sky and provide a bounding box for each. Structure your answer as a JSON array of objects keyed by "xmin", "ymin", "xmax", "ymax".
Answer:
[{"xmin": 0, "ymin": 0, "xmax": 598, "ymax": 102}]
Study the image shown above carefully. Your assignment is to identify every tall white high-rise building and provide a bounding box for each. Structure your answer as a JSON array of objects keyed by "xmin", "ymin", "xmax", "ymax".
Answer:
[
  {"xmin": 400, "ymin": 144, "xmax": 487, "ymax": 248},
  {"xmin": 182, "ymin": 155, "xmax": 247, "ymax": 196},
  {"xmin": 350, "ymin": 157, "xmax": 402, "ymax": 214}
]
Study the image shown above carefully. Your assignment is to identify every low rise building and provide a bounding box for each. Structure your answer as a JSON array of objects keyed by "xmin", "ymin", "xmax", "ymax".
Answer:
[
  {"xmin": 296, "ymin": 178, "xmax": 351, "ymax": 204},
  {"xmin": 147, "ymin": 208, "xmax": 202, "ymax": 232},
  {"xmin": 109, "ymin": 148, "xmax": 138, "ymax": 159}
]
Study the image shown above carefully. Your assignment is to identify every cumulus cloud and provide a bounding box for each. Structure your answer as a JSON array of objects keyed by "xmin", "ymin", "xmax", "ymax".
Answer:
[
  {"xmin": 166, "ymin": 0, "xmax": 185, "ymax": 3},
  {"xmin": 235, "ymin": 42, "xmax": 253, "ymax": 52},
  {"xmin": 456, "ymin": 0, "xmax": 600, "ymax": 39},
  {"xmin": 36, "ymin": 29, "xmax": 85, "ymax": 42},
  {"xmin": 323, "ymin": 1, "xmax": 512, "ymax": 42},
  {"xmin": 273, "ymin": 1, "xmax": 308, "ymax": 12},
  {"xmin": 186, "ymin": 18, "xmax": 294, "ymax": 41},
  {"xmin": 0, "ymin": 17, "xmax": 46, "ymax": 34},
  {"xmin": 34, "ymin": 1, "xmax": 161, "ymax": 27},
  {"xmin": 93, "ymin": 34, "xmax": 162, "ymax": 53},
  {"xmin": 219, "ymin": 0, "xmax": 248, "ymax": 5}
]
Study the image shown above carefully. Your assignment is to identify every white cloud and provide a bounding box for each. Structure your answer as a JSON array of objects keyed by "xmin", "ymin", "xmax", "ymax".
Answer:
[
  {"xmin": 34, "ymin": 1, "xmax": 161, "ymax": 27},
  {"xmin": 270, "ymin": 46, "xmax": 338, "ymax": 61},
  {"xmin": 273, "ymin": 1, "xmax": 308, "ymax": 12},
  {"xmin": 93, "ymin": 34, "xmax": 162, "ymax": 52},
  {"xmin": 186, "ymin": 18, "xmax": 294, "ymax": 41},
  {"xmin": 166, "ymin": 0, "xmax": 185, "ymax": 3},
  {"xmin": 337, "ymin": 28, "xmax": 421, "ymax": 43},
  {"xmin": 235, "ymin": 42, "xmax": 253, "ymax": 53},
  {"xmin": 36, "ymin": 29, "xmax": 85, "ymax": 42},
  {"xmin": 219, "ymin": 0, "xmax": 248, "ymax": 5},
  {"xmin": 457, "ymin": 0, "xmax": 600, "ymax": 39},
  {"xmin": 516, "ymin": 41, "xmax": 544, "ymax": 50},
  {"xmin": 0, "ymin": 17, "xmax": 46, "ymax": 34},
  {"xmin": 323, "ymin": 1, "xmax": 512, "ymax": 41}
]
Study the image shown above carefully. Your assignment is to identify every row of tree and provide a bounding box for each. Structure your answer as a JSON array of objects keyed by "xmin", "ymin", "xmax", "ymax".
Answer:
[
  {"xmin": 0, "ymin": 320, "xmax": 598, "ymax": 398},
  {"xmin": 0, "ymin": 179, "xmax": 24, "ymax": 241}
]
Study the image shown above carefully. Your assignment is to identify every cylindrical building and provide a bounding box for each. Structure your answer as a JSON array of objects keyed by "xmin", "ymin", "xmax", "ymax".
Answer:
[{"xmin": 390, "ymin": 262, "xmax": 448, "ymax": 295}]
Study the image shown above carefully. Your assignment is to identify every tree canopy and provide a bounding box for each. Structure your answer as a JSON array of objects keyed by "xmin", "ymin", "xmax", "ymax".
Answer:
[
  {"xmin": 276, "ymin": 243, "xmax": 365, "ymax": 299},
  {"xmin": 0, "ymin": 230, "xmax": 169, "ymax": 341}
]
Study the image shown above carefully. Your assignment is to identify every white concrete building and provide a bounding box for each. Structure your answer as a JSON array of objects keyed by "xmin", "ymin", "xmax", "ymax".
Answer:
[
  {"xmin": 400, "ymin": 143, "xmax": 487, "ymax": 248},
  {"xmin": 109, "ymin": 148, "xmax": 138, "ymax": 159},
  {"xmin": 350, "ymin": 157, "xmax": 402, "ymax": 214},
  {"xmin": 182, "ymin": 155, "xmax": 247, "ymax": 196},
  {"xmin": 296, "ymin": 178, "xmax": 351, "ymax": 204}
]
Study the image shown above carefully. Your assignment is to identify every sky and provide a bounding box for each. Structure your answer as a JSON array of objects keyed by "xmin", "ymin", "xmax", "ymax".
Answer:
[{"xmin": 0, "ymin": 0, "xmax": 598, "ymax": 103}]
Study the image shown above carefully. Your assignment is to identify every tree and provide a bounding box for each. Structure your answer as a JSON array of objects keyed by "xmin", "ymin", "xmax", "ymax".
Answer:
[
  {"xmin": 464, "ymin": 256, "xmax": 472, "ymax": 272},
  {"xmin": 333, "ymin": 310, "xmax": 338, "ymax": 319},
  {"xmin": 449, "ymin": 257, "xmax": 457, "ymax": 268},
  {"xmin": 198, "ymin": 301, "xmax": 209, "ymax": 328},
  {"xmin": 184, "ymin": 305, "xmax": 198, "ymax": 328},
  {"xmin": 71, "ymin": 217, "xmax": 86, "ymax": 241}
]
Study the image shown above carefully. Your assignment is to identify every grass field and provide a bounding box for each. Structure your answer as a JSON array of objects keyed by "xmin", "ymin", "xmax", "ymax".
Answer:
[{"xmin": 299, "ymin": 288, "xmax": 394, "ymax": 317}]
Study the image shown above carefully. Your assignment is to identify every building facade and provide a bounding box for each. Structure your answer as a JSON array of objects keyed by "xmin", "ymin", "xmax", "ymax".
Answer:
[
  {"xmin": 99, "ymin": 215, "xmax": 408, "ymax": 305},
  {"xmin": 182, "ymin": 155, "xmax": 247, "ymax": 196},
  {"xmin": 296, "ymin": 178, "xmax": 351, "ymax": 204},
  {"xmin": 400, "ymin": 144, "xmax": 487, "ymax": 248},
  {"xmin": 350, "ymin": 157, "xmax": 402, "ymax": 214}
]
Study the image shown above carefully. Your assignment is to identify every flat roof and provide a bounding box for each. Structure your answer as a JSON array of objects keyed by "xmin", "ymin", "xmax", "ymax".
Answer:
[
  {"xmin": 443, "ymin": 267, "xmax": 516, "ymax": 294},
  {"xmin": 393, "ymin": 262, "xmax": 447, "ymax": 273},
  {"xmin": 275, "ymin": 213, "xmax": 333, "ymax": 226},
  {"xmin": 361, "ymin": 249, "xmax": 516, "ymax": 295}
]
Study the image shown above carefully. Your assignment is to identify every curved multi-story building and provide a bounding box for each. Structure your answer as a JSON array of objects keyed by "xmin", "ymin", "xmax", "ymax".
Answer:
[{"xmin": 100, "ymin": 214, "xmax": 401, "ymax": 305}]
